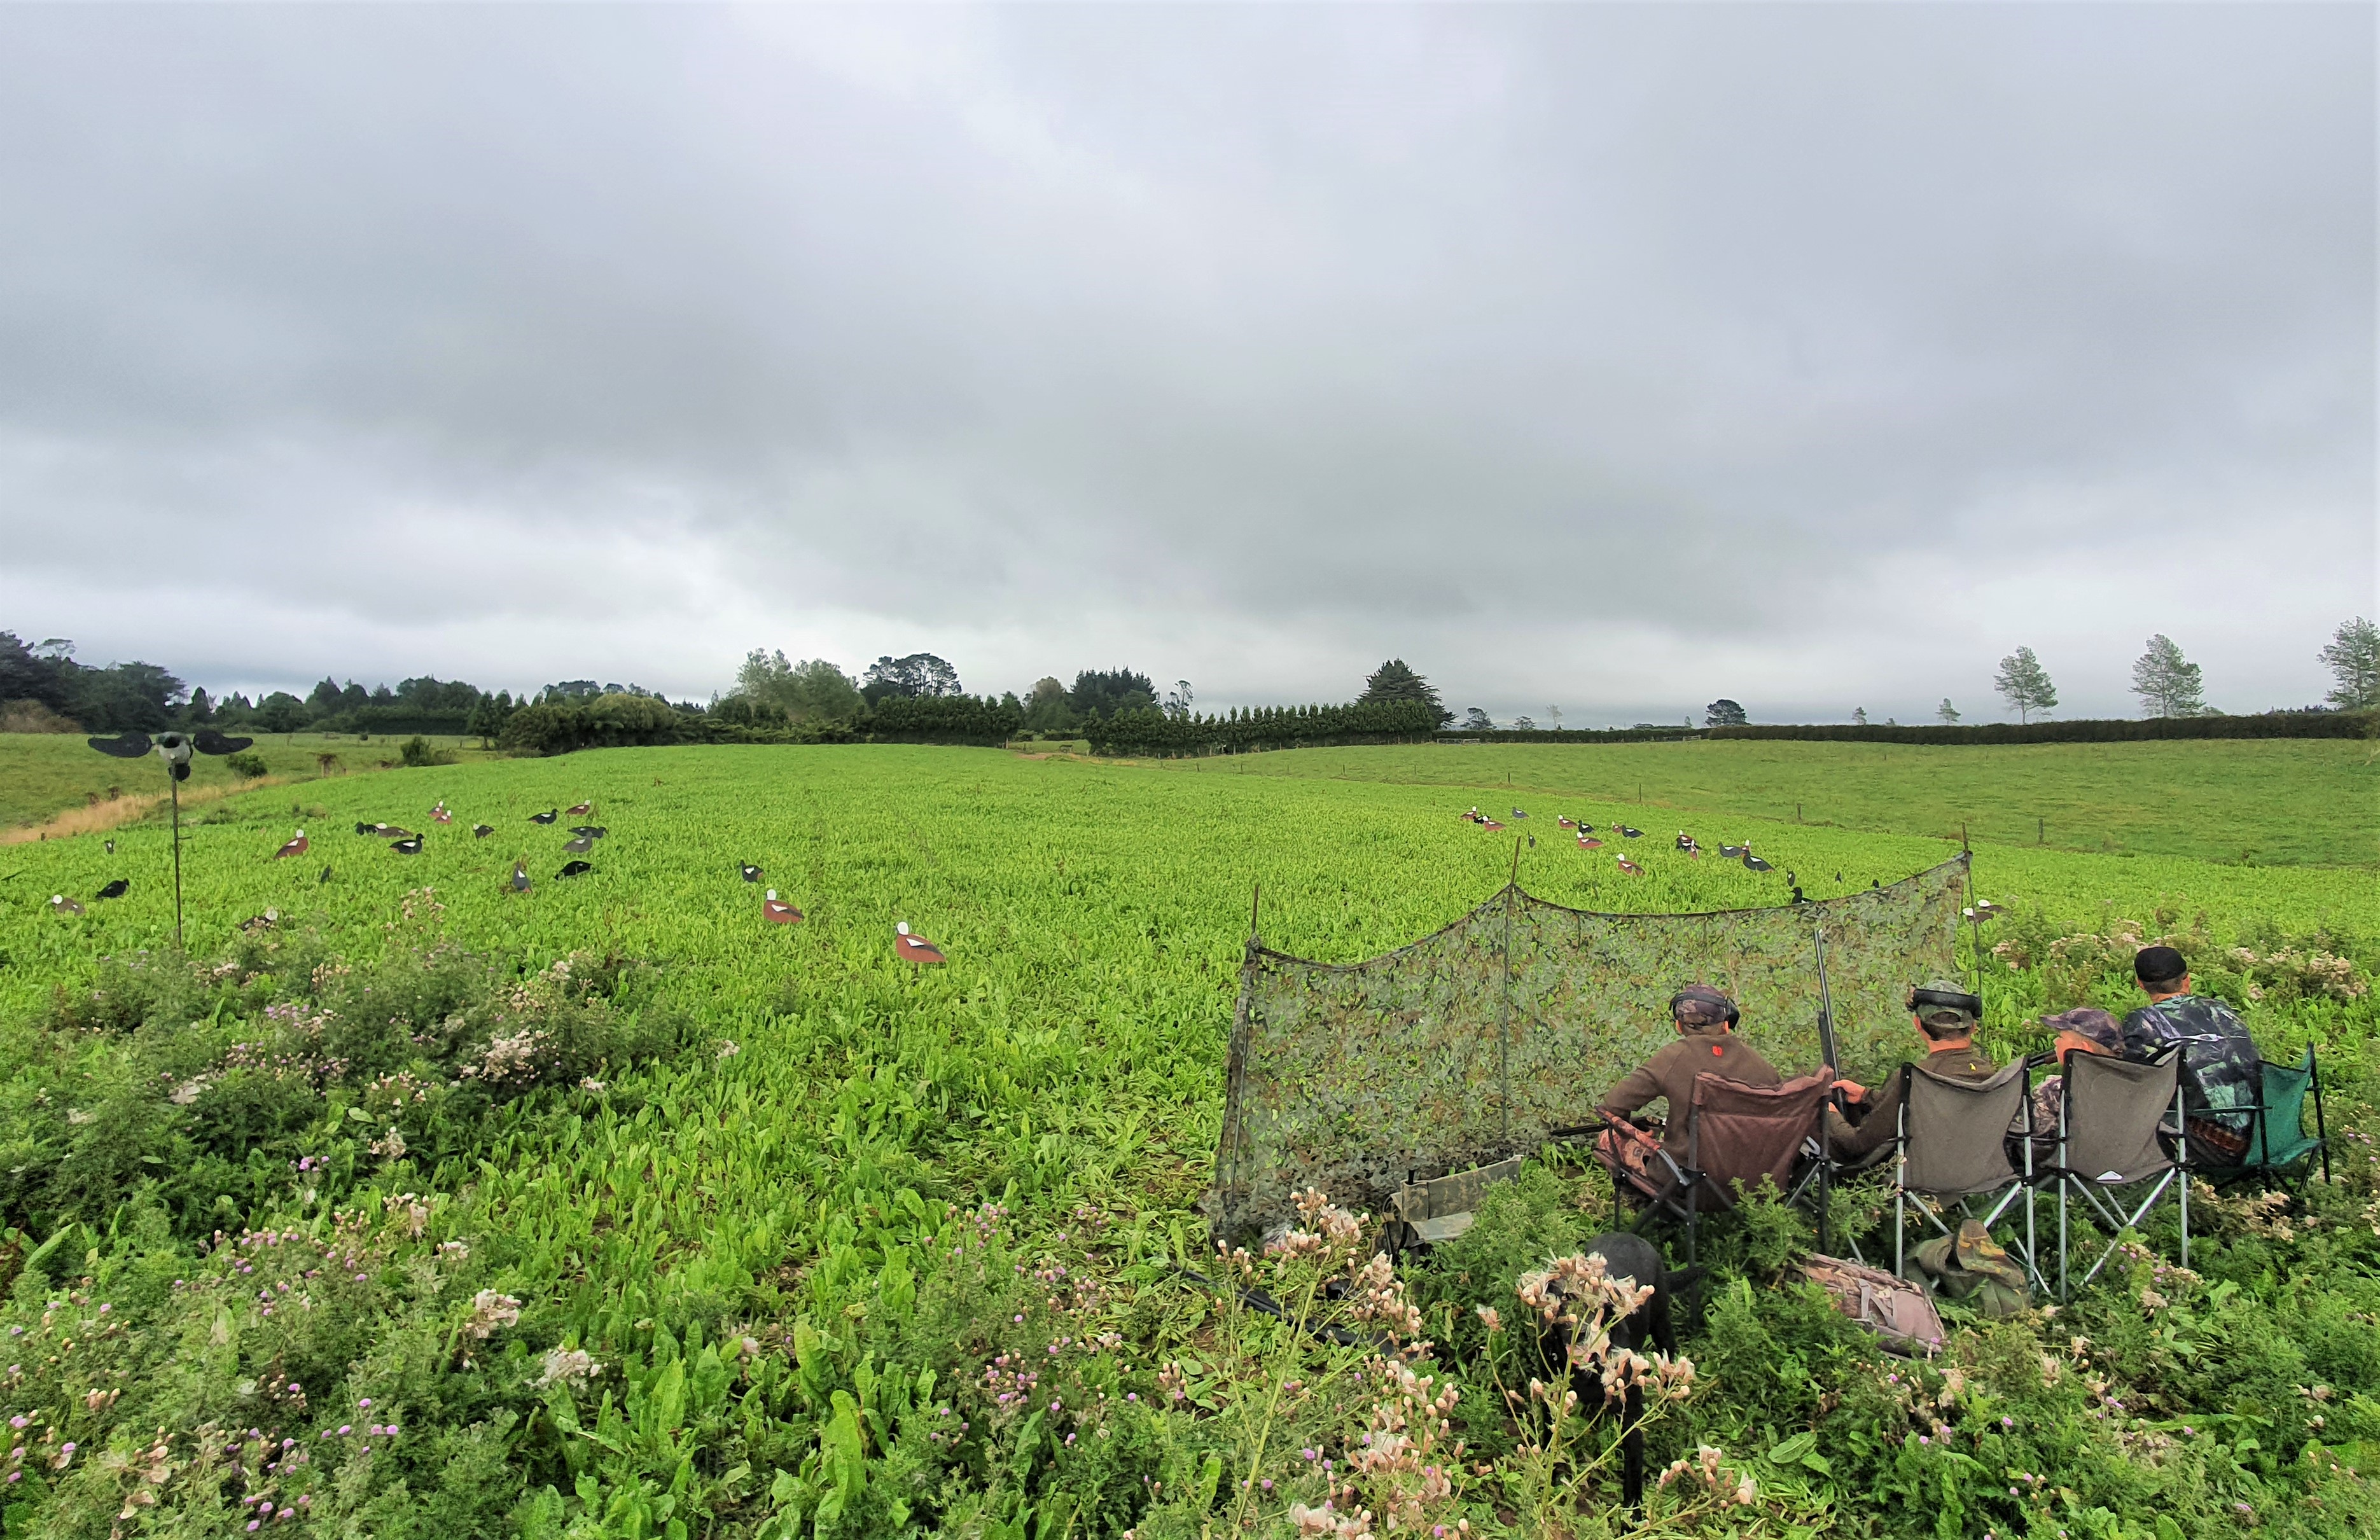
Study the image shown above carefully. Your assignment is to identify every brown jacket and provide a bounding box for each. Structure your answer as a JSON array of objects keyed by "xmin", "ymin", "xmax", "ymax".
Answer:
[
  {"xmin": 1599, "ymin": 1025, "xmax": 1783, "ymax": 1160},
  {"xmin": 1826, "ymin": 1043, "xmax": 2000, "ymax": 1160}
]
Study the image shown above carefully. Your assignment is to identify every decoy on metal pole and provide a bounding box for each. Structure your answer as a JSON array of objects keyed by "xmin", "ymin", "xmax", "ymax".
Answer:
[{"xmin": 87, "ymin": 726, "xmax": 251, "ymax": 948}]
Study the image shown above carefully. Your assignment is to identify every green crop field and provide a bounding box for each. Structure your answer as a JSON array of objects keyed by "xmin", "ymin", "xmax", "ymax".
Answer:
[
  {"xmin": 1117, "ymin": 737, "xmax": 2380, "ymax": 868},
  {"xmin": 0, "ymin": 744, "xmax": 2374, "ymax": 1539}
]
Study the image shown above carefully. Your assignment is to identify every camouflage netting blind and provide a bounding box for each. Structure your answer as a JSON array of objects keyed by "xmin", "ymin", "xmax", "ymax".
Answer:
[{"xmin": 1206, "ymin": 856, "xmax": 1969, "ymax": 1240}]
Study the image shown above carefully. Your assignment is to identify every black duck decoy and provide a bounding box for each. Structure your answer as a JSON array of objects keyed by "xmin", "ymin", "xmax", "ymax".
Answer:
[
  {"xmin": 530, "ymin": 810, "xmax": 559, "ymax": 825},
  {"xmin": 557, "ymin": 860, "xmax": 593, "ymax": 878},
  {"xmin": 95, "ymin": 878, "xmax": 129, "ymax": 899}
]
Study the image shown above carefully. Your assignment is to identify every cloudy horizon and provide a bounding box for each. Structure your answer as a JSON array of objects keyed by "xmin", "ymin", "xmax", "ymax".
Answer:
[{"xmin": 1, "ymin": 4, "xmax": 2371, "ymax": 728}]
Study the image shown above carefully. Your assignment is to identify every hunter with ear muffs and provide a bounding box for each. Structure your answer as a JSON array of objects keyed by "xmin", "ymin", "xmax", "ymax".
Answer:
[
  {"xmin": 1597, "ymin": 985, "xmax": 1783, "ymax": 1167},
  {"xmin": 1824, "ymin": 980, "xmax": 1996, "ymax": 1160}
]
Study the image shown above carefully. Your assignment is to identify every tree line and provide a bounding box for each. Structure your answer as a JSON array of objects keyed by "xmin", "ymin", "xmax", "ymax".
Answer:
[{"xmin": 5, "ymin": 622, "xmax": 2372, "ymax": 758}]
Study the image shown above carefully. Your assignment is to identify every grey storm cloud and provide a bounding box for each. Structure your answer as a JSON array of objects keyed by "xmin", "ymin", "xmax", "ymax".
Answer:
[{"xmin": 0, "ymin": 3, "xmax": 2369, "ymax": 723}]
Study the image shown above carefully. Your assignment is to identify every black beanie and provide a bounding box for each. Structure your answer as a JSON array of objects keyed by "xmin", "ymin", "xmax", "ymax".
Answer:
[{"xmin": 2134, "ymin": 945, "xmax": 2187, "ymax": 987}]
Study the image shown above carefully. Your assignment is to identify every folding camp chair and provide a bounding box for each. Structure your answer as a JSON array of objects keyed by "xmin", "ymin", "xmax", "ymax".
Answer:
[
  {"xmin": 1597, "ymin": 1072, "xmax": 1835, "ymax": 1273},
  {"xmin": 2047, "ymin": 1048, "xmax": 2187, "ymax": 1298},
  {"xmin": 1888, "ymin": 1058, "xmax": 2045, "ymax": 1294},
  {"xmin": 2220, "ymin": 1046, "xmax": 2330, "ymax": 1192}
]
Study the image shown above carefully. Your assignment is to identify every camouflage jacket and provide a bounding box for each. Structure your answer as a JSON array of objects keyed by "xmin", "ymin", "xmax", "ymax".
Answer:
[{"xmin": 2120, "ymin": 994, "xmax": 2261, "ymax": 1134}]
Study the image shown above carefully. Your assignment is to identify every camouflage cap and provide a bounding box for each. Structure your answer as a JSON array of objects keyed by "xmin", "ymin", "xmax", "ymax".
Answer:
[
  {"xmin": 1908, "ymin": 978, "xmax": 1980, "ymax": 1027},
  {"xmin": 2042, "ymin": 1006, "xmax": 2122, "ymax": 1053}
]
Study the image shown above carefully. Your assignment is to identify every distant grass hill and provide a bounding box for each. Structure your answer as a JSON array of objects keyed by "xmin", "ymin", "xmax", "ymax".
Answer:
[{"xmin": 0, "ymin": 731, "xmax": 496, "ymax": 836}]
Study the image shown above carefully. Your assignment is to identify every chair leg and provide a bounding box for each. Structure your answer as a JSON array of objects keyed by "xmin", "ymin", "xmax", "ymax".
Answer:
[
  {"xmin": 2314, "ymin": 1064, "xmax": 2332, "ymax": 1186},
  {"xmin": 1894, "ymin": 1184, "xmax": 1905, "ymax": 1279},
  {"xmin": 2057, "ymin": 1179, "xmax": 2070, "ymax": 1304}
]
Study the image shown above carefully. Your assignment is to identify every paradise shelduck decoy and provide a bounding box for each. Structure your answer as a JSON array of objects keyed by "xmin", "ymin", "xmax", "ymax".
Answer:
[
  {"xmin": 894, "ymin": 922, "xmax": 945, "ymax": 964},
  {"xmin": 1615, "ymin": 855, "xmax": 1643, "ymax": 876},
  {"xmin": 473, "ymin": 824, "xmax": 494, "ymax": 839},
  {"xmin": 511, "ymin": 861, "xmax": 531, "ymax": 892},
  {"xmin": 566, "ymin": 801, "xmax": 593, "ymax": 816},
  {"xmin": 564, "ymin": 835, "xmax": 594, "ymax": 854},
  {"xmin": 530, "ymin": 809, "xmax": 559, "ymax": 825},
  {"xmin": 1718, "ymin": 843, "xmax": 1749, "ymax": 860},
  {"xmin": 95, "ymin": 878, "xmax": 129, "ymax": 899},
  {"xmin": 1527, "ymin": 834, "xmax": 1536, "ymax": 848},
  {"xmin": 1482, "ymin": 819, "xmax": 1504, "ymax": 831},
  {"xmin": 557, "ymin": 860, "xmax": 593, "ymax": 878},
  {"xmin": 568, "ymin": 825, "xmax": 606, "ymax": 838},
  {"xmin": 274, "ymin": 829, "xmax": 309, "ymax": 859},
  {"xmin": 1619, "ymin": 826, "xmax": 1643, "ymax": 839},
  {"xmin": 1675, "ymin": 831, "xmax": 1697, "ymax": 851},
  {"xmin": 1578, "ymin": 835, "xmax": 1603, "ymax": 849},
  {"xmin": 1557, "ymin": 815, "xmax": 1575, "ymax": 829},
  {"xmin": 432, "ymin": 801, "xmax": 452, "ymax": 825},
  {"xmin": 1965, "ymin": 899, "xmax": 2006, "ymax": 921},
  {"xmin": 391, "ymin": 836, "xmax": 424, "ymax": 855},
  {"xmin": 763, "ymin": 889, "xmax": 803, "ymax": 924},
  {"xmin": 1511, "ymin": 807, "xmax": 1528, "ymax": 819},
  {"xmin": 240, "ymin": 908, "xmax": 280, "ymax": 934},
  {"xmin": 1870, "ymin": 878, "xmax": 1880, "ymax": 889},
  {"xmin": 104, "ymin": 838, "xmax": 115, "ymax": 854},
  {"xmin": 319, "ymin": 866, "xmax": 334, "ymax": 884},
  {"xmin": 1790, "ymin": 885, "xmax": 1808, "ymax": 905},
  {"xmin": 1743, "ymin": 852, "xmax": 1774, "ymax": 873},
  {"xmin": 354, "ymin": 821, "xmax": 373, "ymax": 836},
  {"xmin": 740, "ymin": 863, "xmax": 763, "ymax": 883},
  {"xmin": 50, "ymin": 894, "xmax": 83, "ymax": 916}
]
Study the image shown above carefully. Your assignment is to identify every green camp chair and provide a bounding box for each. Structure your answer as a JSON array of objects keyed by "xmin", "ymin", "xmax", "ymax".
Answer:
[{"xmin": 2236, "ymin": 1047, "xmax": 2330, "ymax": 1190}]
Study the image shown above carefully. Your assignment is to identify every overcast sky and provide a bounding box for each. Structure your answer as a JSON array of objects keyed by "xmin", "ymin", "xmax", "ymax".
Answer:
[{"xmin": 0, "ymin": 4, "xmax": 2370, "ymax": 725}]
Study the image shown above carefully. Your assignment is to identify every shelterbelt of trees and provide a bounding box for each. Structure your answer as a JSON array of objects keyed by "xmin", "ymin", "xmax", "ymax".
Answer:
[{"xmin": 3, "ymin": 632, "xmax": 2369, "ymax": 760}]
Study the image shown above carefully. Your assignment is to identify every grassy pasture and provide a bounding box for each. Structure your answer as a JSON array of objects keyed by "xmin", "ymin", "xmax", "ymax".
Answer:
[
  {"xmin": 0, "ymin": 730, "xmax": 495, "ymax": 834},
  {"xmin": 0, "ymin": 744, "xmax": 2373, "ymax": 1537},
  {"xmin": 1118, "ymin": 737, "xmax": 2380, "ymax": 868}
]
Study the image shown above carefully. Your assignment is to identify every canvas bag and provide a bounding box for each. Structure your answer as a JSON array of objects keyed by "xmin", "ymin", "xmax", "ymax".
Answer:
[
  {"xmin": 1909, "ymin": 1219, "xmax": 2030, "ymax": 1317},
  {"xmin": 1800, "ymin": 1253, "xmax": 1945, "ymax": 1356}
]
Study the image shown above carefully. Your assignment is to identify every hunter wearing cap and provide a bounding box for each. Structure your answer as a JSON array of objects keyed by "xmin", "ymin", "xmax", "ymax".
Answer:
[
  {"xmin": 2120, "ymin": 945, "xmax": 2263, "ymax": 1163},
  {"xmin": 1597, "ymin": 984, "xmax": 1782, "ymax": 1163},
  {"xmin": 1825, "ymin": 979, "xmax": 1996, "ymax": 1161},
  {"xmin": 2029, "ymin": 1006, "xmax": 2124, "ymax": 1151}
]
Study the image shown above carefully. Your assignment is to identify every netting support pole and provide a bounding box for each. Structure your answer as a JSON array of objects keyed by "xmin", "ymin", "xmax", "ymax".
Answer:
[
  {"xmin": 1499, "ymin": 839, "xmax": 1519, "ymax": 1142},
  {"xmin": 1959, "ymin": 827, "xmax": 1982, "ymax": 1001}
]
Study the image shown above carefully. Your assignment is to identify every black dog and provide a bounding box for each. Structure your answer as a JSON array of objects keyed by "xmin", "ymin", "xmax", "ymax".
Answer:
[{"xmin": 1536, "ymin": 1232, "xmax": 1694, "ymax": 1514}]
